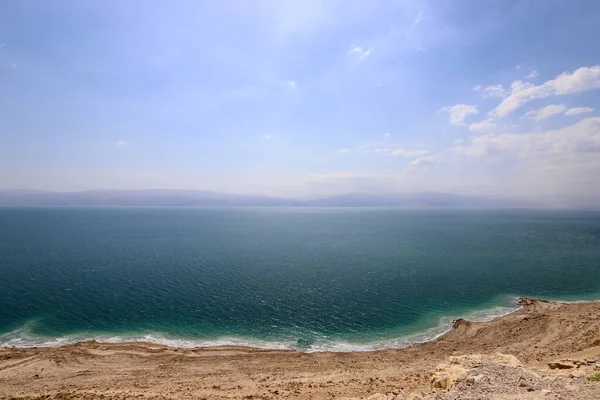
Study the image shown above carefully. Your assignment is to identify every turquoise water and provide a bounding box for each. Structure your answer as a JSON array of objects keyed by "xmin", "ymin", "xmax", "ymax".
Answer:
[{"xmin": 1, "ymin": 207, "xmax": 599, "ymax": 351}]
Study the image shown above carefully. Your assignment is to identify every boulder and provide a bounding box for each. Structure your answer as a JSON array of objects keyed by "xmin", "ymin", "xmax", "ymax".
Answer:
[{"xmin": 431, "ymin": 374, "xmax": 455, "ymax": 390}]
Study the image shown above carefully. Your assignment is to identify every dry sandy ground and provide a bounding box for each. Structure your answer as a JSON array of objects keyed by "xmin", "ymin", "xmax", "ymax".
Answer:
[{"xmin": 1, "ymin": 298, "xmax": 600, "ymax": 399}]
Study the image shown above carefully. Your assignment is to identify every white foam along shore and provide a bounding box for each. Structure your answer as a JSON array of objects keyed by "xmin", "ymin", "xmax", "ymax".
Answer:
[{"xmin": 0, "ymin": 297, "xmax": 527, "ymax": 352}]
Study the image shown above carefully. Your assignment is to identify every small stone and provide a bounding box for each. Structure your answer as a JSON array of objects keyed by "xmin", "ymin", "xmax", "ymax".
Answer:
[
  {"xmin": 548, "ymin": 362, "xmax": 574, "ymax": 370},
  {"xmin": 366, "ymin": 394, "xmax": 390, "ymax": 400},
  {"xmin": 466, "ymin": 374, "xmax": 485, "ymax": 384},
  {"xmin": 518, "ymin": 379, "xmax": 530, "ymax": 388}
]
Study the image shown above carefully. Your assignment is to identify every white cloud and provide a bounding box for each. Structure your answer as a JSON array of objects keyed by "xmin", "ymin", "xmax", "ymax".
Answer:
[
  {"xmin": 439, "ymin": 104, "xmax": 478, "ymax": 126},
  {"xmin": 447, "ymin": 118, "xmax": 600, "ymax": 201},
  {"xmin": 454, "ymin": 117, "xmax": 600, "ymax": 162},
  {"xmin": 493, "ymin": 65, "xmax": 600, "ymax": 117},
  {"xmin": 348, "ymin": 46, "xmax": 372, "ymax": 61},
  {"xmin": 526, "ymin": 70, "xmax": 539, "ymax": 79},
  {"xmin": 281, "ymin": 80, "xmax": 297, "ymax": 89},
  {"xmin": 565, "ymin": 107, "xmax": 594, "ymax": 116},
  {"xmin": 405, "ymin": 154, "xmax": 444, "ymax": 170},
  {"xmin": 414, "ymin": 11, "xmax": 423, "ymax": 24},
  {"xmin": 115, "ymin": 140, "xmax": 128, "ymax": 147},
  {"xmin": 484, "ymin": 85, "xmax": 507, "ymax": 98},
  {"xmin": 264, "ymin": 135, "xmax": 273, "ymax": 140},
  {"xmin": 384, "ymin": 132, "xmax": 391, "ymax": 137},
  {"xmin": 416, "ymin": 46, "xmax": 427, "ymax": 52},
  {"xmin": 469, "ymin": 119, "xmax": 496, "ymax": 132},
  {"xmin": 390, "ymin": 148, "xmax": 430, "ymax": 157},
  {"xmin": 336, "ymin": 148, "xmax": 352, "ymax": 154},
  {"xmin": 520, "ymin": 104, "xmax": 567, "ymax": 122},
  {"xmin": 474, "ymin": 84, "xmax": 507, "ymax": 98}
]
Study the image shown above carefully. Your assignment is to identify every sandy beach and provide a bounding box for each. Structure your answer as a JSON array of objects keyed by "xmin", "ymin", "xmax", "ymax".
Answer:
[{"xmin": 1, "ymin": 298, "xmax": 600, "ymax": 399}]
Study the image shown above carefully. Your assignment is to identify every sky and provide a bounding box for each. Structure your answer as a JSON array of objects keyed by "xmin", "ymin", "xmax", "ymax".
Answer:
[{"xmin": 1, "ymin": 0, "xmax": 600, "ymax": 204}]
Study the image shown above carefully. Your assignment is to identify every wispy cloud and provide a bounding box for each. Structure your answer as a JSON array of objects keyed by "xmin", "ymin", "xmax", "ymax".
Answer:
[
  {"xmin": 454, "ymin": 117, "xmax": 600, "ymax": 166},
  {"xmin": 348, "ymin": 46, "xmax": 372, "ymax": 61},
  {"xmin": 439, "ymin": 104, "xmax": 478, "ymax": 126},
  {"xmin": 493, "ymin": 65, "xmax": 600, "ymax": 117},
  {"xmin": 115, "ymin": 140, "xmax": 128, "ymax": 147},
  {"xmin": 520, "ymin": 104, "xmax": 567, "ymax": 122},
  {"xmin": 337, "ymin": 142, "xmax": 428, "ymax": 158},
  {"xmin": 469, "ymin": 119, "xmax": 496, "ymax": 132},
  {"xmin": 264, "ymin": 135, "xmax": 273, "ymax": 140},
  {"xmin": 384, "ymin": 132, "xmax": 391, "ymax": 137},
  {"xmin": 474, "ymin": 84, "xmax": 507, "ymax": 98},
  {"xmin": 565, "ymin": 106, "xmax": 594, "ymax": 116},
  {"xmin": 391, "ymin": 148, "xmax": 430, "ymax": 157},
  {"xmin": 405, "ymin": 154, "xmax": 444, "ymax": 170},
  {"xmin": 280, "ymin": 80, "xmax": 297, "ymax": 90},
  {"xmin": 413, "ymin": 10, "xmax": 423, "ymax": 25},
  {"xmin": 526, "ymin": 70, "xmax": 539, "ymax": 79}
]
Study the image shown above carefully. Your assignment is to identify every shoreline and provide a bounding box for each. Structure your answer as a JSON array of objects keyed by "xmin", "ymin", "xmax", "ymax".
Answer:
[
  {"xmin": 2, "ymin": 297, "xmax": 600, "ymax": 399},
  {"xmin": 8, "ymin": 293, "xmax": 600, "ymax": 354},
  {"xmin": 0, "ymin": 297, "xmax": 524, "ymax": 353}
]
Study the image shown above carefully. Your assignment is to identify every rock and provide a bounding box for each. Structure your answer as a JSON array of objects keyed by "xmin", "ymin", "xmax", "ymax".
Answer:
[
  {"xmin": 490, "ymin": 353, "xmax": 522, "ymax": 367},
  {"xmin": 367, "ymin": 394, "xmax": 392, "ymax": 400},
  {"xmin": 518, "ymin": 377, "xmax": 530, "ymax": 387},
  {"xmin": 431, "ymin": 374, "xmax": 455, "ymax": 390},
  {"xmin": 519, "ymin": 297, "xmax": 538, "ymax": 306},
  {"xmin": 466, "ymin": 374, "xmax": 485, "ymax": 384},
  {"xmin": 548, "ymin": 362, "xmax": 574, "ymax": 370},
  {"xmin": 451, "ymin": 318, "xmax": 471, "ymax": 329},
  {"xmin": 430, "ymin": 360, "xmax": 468, "ymax": 390},
  {"xmin": 518, "ymin": 297, "xmax": 549, "ymax": 306}
]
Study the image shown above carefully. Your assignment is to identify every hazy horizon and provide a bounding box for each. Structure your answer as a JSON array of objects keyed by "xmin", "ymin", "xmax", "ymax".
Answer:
[{"xmin": 1, "ymin": 1, "xmax": 600, "ymax": 204}]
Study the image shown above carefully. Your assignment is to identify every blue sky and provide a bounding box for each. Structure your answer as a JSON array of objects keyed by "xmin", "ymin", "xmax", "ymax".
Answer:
[{"xmin": 1, "ymin": 0, "xmax": 600, "ymax": 203}]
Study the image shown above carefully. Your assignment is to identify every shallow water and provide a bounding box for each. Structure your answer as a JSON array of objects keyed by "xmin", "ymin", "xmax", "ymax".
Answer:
[{"xmin": 1, "ymin": 207, "xmax": 599, "ymax": 351}]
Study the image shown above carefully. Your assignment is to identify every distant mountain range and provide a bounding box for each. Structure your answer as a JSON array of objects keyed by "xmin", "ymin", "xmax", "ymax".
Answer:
[{"xmin": 0, "ymin": 189, "xmax": 546, "ymax": 208}]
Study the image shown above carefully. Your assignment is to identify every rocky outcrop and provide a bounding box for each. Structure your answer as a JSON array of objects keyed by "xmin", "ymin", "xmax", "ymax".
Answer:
[
  {"xmin": 451, "ymin": 318, "xmax": 471, "ymax": 329},
  {"xmin": 428, "ymin": 357, "xmax": 470, "ymax": 390},
  {"xmin": 518, "ymin": 297, "xmax": 551, "ymax": 306}
]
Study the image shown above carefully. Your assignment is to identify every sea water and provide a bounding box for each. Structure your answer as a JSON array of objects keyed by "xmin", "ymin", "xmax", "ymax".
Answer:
[{"xmin": 1, "ymin": 207, "xmax": 599, "ymax": 351}]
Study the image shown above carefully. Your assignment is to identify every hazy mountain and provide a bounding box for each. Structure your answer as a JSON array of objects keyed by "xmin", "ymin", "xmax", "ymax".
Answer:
[
  {"xmin": 0, "ymin": 189, "xmax": 549, "ymax": 208},
  {"xmin": 0, "ymin": 189, "xmax": 303, "ymax": 207},
  {"xmin": 303, "ymin": 192, "xmax": 544, "ymax": 208}
]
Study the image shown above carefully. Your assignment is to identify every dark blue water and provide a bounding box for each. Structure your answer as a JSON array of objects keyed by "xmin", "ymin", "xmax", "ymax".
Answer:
[{"xmin": 1, "ymin": 207, "xmax": 599, "ymax": 351}]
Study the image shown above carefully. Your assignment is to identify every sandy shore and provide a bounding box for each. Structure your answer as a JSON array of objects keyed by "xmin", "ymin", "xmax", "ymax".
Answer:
[{"xmin": 1, "ymin": 298, "xmax": 600, "ymax": 399}]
